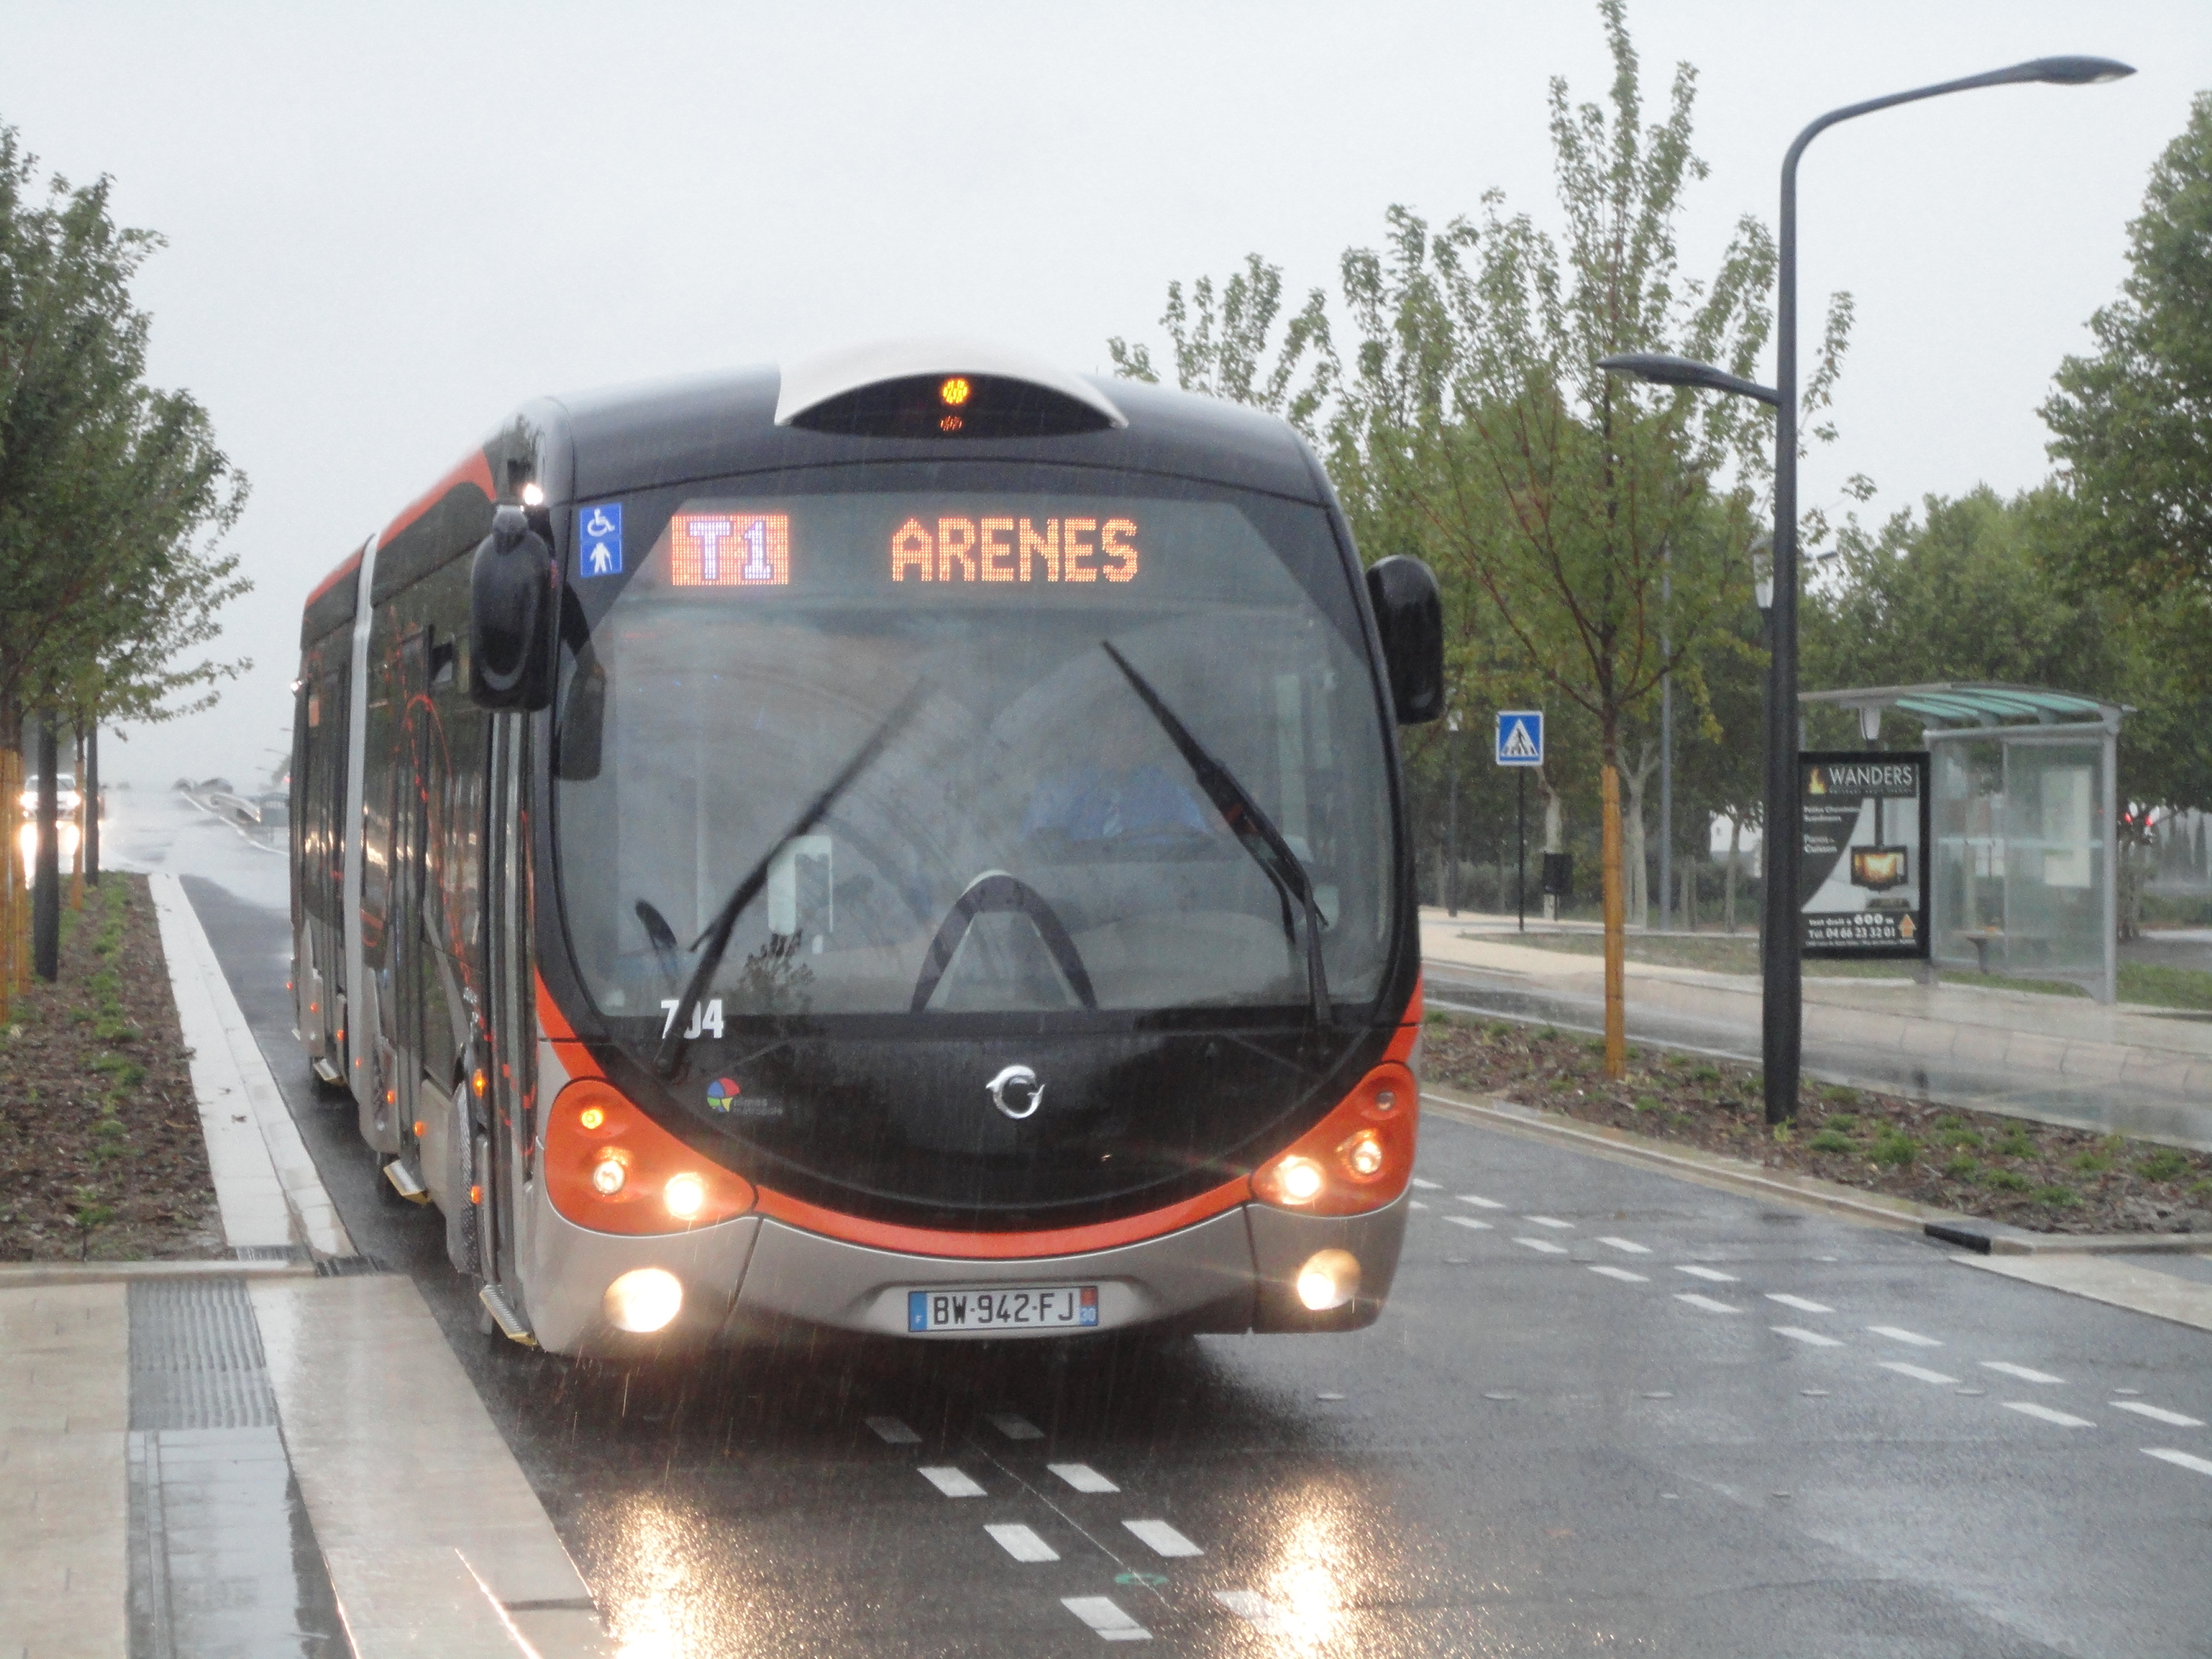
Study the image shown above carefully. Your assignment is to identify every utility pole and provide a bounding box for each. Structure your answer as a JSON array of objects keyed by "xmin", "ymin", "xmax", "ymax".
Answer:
[{"xmin": 1659, "ymin": 545, "xmax": 1673, "ymax": 934}]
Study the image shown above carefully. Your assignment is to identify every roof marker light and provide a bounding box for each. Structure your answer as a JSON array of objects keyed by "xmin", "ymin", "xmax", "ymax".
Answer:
[{"xmin": 939, "ymin": 375, "xmax": 971, "ymax": 406}]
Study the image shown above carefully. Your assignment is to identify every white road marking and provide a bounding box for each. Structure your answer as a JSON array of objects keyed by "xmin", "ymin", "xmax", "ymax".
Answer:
[
  {"xmin": 920, "ymin": 1466, "xmax": 985, "ymax": 1498},
  {"xmin": 987, "ymin": 1523, "xmax": 1059, "ymax": 1562},
  {"xmin": 1514, "ymin": 1237, "xmax": 1569, "ymax": 1254},
  {"xmin": 987, "ymin": 1412, "xmax": 1044, "ymax": 1441},
  {"xmin": 1878, "ymin": 1361, "xmax": 1959, "ymax": 1385},
  {"xmin": 1409, "ymin": 1200, "xmax": 1430, "ymax": 1211},
  {"xmin": 1589, "ymin": 1265, "xmax": 1650, "ymax": 1284},
  {"xmin": 1524, "ymin": 1215, "xmax": 1576, "ymax": 1229},
  {"xmin": 1674, "ymin": 1265, "xmax": 1738, "ymax": 1283},
  {"xmin": 1868, "ymin": 1325, "xmax": 1941, "ymax": 1348},
  {"xmin": 1049, "ymin": 1463, "xmax": 1120, "ymax": 1493},
  {"xmin": 2003, "ymin": 1401, "xmax": 2095, "ymax": 1428},
  {"xmin": 2145, "ymin": 1447, "xmax": 2212, "ymax": 1477},
  {"xmin": 1411, "ymin": 1178, "xmax": 1441, "ymax": 1190},
  {"xmin": 1597, "ymin": 1237, "xmax": 1651, "ymax": 1254},
  {"xmin": 1062, "ymin": 1596, "xmax": 1151, "ymax": 1642},
  {"xmin": 1674, "ymin": 1293, "xmax": 1739, "ymax": 1313},
  {"xmin": 1456, "ymin": 1194, "xmax": 1506, "ymax": 1209},
  {"xmin": 866, "ymin": 1416, "xmax": 921, "ymax": 1445},
  {"xmin": 1771, "ymin": 1325, "xmax": 1843, "ymax": 1348},
  {"xmin": 2111, "ymin": 1401, "xmax": 2205, "ymax": 1428},
  {"xmin": 1123, "ymin": 1518, "xmax": 1203, "ymax": 1557},
  {"xmin": 1767, "ymin": 1294, "xmax": 1834, "ymax": 1313},
  {"xmin": 1214, "ymin": 1590, "xmax": 1292, "ymax": 1635},
  {"xmin": 1445, "ymin": 1215, "xmax": 1493, "ymax": 1231},
  {"xmin": 1982, "ymin": 1361, "xmax": 2065, "ymax": 1385}
]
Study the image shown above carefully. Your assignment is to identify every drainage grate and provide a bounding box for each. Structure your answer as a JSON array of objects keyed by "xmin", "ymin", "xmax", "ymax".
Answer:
[{"xmin": 128, "ymin": 1278, "xmax": 278, "ymax": 1431}]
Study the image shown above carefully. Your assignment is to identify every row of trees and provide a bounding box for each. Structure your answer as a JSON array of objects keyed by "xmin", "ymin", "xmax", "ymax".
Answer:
[
  {"xmin": 1109, "ymin": 0, "xmax": 2212, "ymax": 1066},
  {"xmin": 0, "ymin": 124, "xmax": 247, "ymax": 1000}
]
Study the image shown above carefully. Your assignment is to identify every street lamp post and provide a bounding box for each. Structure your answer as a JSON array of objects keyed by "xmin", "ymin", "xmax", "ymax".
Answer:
[{"xmin": 1600, "ymin": 54, "xmax": 2131, "ymax": 1126}]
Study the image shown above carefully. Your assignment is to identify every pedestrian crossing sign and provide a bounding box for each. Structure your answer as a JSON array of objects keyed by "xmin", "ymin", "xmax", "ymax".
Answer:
[{"xmin": 1495, "ymin": 710, "xmax": 1543, "ymax": 766}]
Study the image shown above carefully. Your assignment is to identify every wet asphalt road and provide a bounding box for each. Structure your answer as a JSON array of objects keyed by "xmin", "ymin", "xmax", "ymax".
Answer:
[{"xmin": 129, "ymin": 793, "xmax": 2212, "ymax": 1656}]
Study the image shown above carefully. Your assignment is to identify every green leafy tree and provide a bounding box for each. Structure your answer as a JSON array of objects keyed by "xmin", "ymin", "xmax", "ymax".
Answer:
[{"xmin": 2044, "ymin": 90, "xmax": 2212, "ymax": 650}]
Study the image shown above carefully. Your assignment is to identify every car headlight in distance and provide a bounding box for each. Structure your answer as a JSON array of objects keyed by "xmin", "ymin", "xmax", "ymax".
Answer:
[
  {"xmin": 604, "ymin": 1267, "xmax": 684, "ymax": 1333},
  {"xmin": 1295, "ymin": 1249, "xmax": 1360, "ymax": 1312}
]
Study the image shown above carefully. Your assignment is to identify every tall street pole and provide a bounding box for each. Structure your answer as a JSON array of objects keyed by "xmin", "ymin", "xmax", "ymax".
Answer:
[
  {"xmin": 1659, "ymin": 545, "xmax": 1673, "ymax": 934},
  {"xmin": 1604, "ymin": 54, "xmax": 2133, "ymax": 1126},
  {"xmin": 32, "ymin": 713, "xmax": 58, "ymax": 981}
]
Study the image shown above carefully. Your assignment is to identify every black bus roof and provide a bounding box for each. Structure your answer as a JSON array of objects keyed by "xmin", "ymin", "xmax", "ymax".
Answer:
[{"xmin": 302, "ymin": 353, "xmax": 1333, "ymax": 648}]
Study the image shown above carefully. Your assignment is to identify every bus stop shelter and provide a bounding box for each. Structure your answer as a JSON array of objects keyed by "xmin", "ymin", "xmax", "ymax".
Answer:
[{"xmin": 1801, "ymin": 682, "xmax": 2122, "ymax": 1004}]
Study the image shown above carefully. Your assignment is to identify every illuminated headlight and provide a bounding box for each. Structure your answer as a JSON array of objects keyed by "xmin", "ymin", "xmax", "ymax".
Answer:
[
  {"xmin": 1276, "ymin": 1156, "xmax": 1325, "ymax": 1205},
  {"xmin": 663, "ymin": 1173, "xmax": 706, "ymax": 1220},
  {"xmin": 590, "ymin": 1155, "xmax": 626, "ymax": 1196},
  {"xmin": 1295, "ymin": 1249, "xmax": 1361, "ymax": 1313},
  {"xmin": 603, "ymin": 1267, "xmax": 684, "ymax": 1333},
  {"xmin": 1341, "ymin": 1129, "xmax": 1387, "ymax": 1179}
]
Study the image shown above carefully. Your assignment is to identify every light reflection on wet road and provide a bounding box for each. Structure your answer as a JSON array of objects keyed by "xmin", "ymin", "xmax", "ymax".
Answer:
[{"xmin": 125, "ymin": 789, "xmax": 2212, "ymax": 1656}]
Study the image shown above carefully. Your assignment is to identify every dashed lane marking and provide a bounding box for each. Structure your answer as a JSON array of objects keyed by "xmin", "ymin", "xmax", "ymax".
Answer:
[
  {"xmin": 1409, "ymin": 1200, "xmax": 1430, "ymax": 1211},
  {"xmin": 1675, "ymin": 1293, "xmax": 1740, "ymax": 1313},
  {"xmin": 1767, "ymin": 1294, "xmax": 1834, "ymax": 1313},
  {"xmin": 1412, "ymin": 1178, "xmax": 1441, "ymax": 1190},
  {"xmin": 1772, "ymin": 1325, "xmax": 1844, "ymax": 1348},
  {"xmin": 1062, "ymin": 1596, "xmax": 1151, "ymax": 1642},
  {"xmin": 920, "ymin": 1467, "xmax": 985, "ymax": 1498},
  {"xmin": 988, "ymin": 1412, "xmax": 1045, "ymax": 1441},
  {"xmin": 1456, "ymin": 1194, "xmax": 1506, "ymax": 1209},
  {"xmin": 1050, "ymin": 1463, "xmax": 1121, "ymax": 1494},
  {"xmin": 2003, "ymin": 1401, "xmax": 2095, "ymax": 1429},
  {"xmin": 2111, "ymin": 1401, "xmax": 2205, "ymax": 1428},
  {"xmin": 1597, "ymin": 1237, "xmax": 1651, "ymax": 1254},
  {"xmin": 987, "ymin": 1523, "xmax": 1059, "ymax": 1562},
  {"xmin": 1445, "ymin": 1215, "xmax": 1493, "ymax": 1231},
  {"xmin": 1868, "ymin": 1325, "xmax": 1941, "ymax": 1347},
  {"xmin": 1878, "ymin": 1361, "xmax": 1960, "ymax": 1385},
  {"xmin": 1123, "ymin": 1519, "xmax": 1203, "ymax": 1557},
  {"xmin": 1514, "ymin": 1237, "xmax": 1570, "ymax": 1255},
  {"xmin": 2145, "ymin": 1448, "xmax": 2212, "ymax": 1477},
  {"xmin": 1524, "ymin": 1215, "xmax": 1575, "ymax": 1229},
  {"xmin": 1675, "ymin": 1265, "xmax": 1738, "ymax": 1283},
  {"xmin": 1214, "ymin": 1590, "xmax": 1292, "ymax": 1635},
  {"xmin": 1589, "ymin": 1265, "xmax": 1650, "ymax": 1284},
  {"xmin": 1982, "ymin": 1361, "xmax": 2065, "ymax": 1385},
  {"xmin": 867, "ymin": 1416, "xmax": 921, "ymax": 1444}
]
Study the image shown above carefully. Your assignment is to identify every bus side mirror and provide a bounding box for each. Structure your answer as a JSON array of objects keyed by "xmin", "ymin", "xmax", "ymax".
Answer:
[
  {"xmin": 469, "ymin": 505, "xmax": 556, "ymax": 711},
  {"xmin": 1365, "ymin": 555, "xmax": 1444, "ymax": 725}
]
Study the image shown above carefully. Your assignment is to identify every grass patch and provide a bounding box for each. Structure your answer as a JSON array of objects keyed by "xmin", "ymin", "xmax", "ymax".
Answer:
[
  {"xmin": 1870, "ymin": 1131, "xmax": 1919, "ymax": 1167},
  {"xmin": 2138, "ymin": 1149, "xmax": 2191, "ymax": 1183},
  {"xmin": 1807, "ymin": 1130, "xmax": 1854, "ymax": 1154}
]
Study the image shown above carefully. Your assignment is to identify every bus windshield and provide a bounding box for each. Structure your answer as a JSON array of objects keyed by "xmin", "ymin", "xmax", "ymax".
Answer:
[{"xmin": 551, "ymin": 463, "xmax": 1396, "ymax": 1027}]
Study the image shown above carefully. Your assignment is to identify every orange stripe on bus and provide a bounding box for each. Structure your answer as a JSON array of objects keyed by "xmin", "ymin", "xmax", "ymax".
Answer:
[
  {"xmin": 748, "ymin": 1175, "xmax": 1253, "ymax": 1261},
  {"xmin": 380, "ymin": 449, "xmax": 497, "ymax": 548}
]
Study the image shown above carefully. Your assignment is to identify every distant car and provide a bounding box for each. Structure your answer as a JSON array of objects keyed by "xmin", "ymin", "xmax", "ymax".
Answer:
[{"xmin": 17, "ymin": 772, "xmax": 98, "ymax": 870}]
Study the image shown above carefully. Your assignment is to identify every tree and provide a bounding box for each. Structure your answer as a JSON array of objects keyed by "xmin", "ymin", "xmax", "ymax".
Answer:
[
  {"xmin": 2044, "ymin": 91, "xmax": 2212, "ymax": 649},
  {"xmin": 1107, "ymin": 253, "xmax": 1337, "ymax": 438},
  {"xmin": 0, "ymin": 125, "xmax": 247, "ymax": 985}
]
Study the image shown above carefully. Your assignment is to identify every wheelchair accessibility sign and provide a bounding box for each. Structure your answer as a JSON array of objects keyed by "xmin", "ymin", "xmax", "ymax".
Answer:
[
  {"xmin": 1495, "ymin": 710, "xmax": 1543, "ymax": 767},
  {"xmin": 578, "ymin": 503, "xmax": 623, "ymax": 578}
]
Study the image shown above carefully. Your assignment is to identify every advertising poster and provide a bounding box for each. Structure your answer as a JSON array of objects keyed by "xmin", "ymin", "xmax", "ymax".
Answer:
[{"xmin": 1798, "ymin": 751, "xmax": 1930, "ymax": 959}]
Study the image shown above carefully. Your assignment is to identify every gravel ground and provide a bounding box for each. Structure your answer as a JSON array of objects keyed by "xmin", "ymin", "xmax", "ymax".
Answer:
[
  {"xmin": 0, "ymin": 873, "xmax": 222, "ymax": 1260},
  {"xmin": 1424, "ymin": 1011, "xmax": 2212, "ymax": 1236}
]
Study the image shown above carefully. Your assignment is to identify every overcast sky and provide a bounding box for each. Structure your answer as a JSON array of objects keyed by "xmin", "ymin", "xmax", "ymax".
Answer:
[{"xmin": 3, "ymin": 1, "xmax": 2205, "ymax": 787}]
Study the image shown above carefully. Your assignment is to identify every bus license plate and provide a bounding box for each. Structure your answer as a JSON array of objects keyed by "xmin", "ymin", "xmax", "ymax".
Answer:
[{"xmin": 908, "ymin": 1285, "xmax": 1099, "ymax": 1333}]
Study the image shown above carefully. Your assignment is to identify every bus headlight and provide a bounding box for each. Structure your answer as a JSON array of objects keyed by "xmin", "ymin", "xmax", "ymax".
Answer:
[
  {"xmin": 1250, "ymin": 1062, "xmax": 1417, "ymax": 1214},
  {"xmin": 1340, "ymin": 1129, "xmax": 1387, "ymax": 1180},
  {"xmin": 663, "ymin": 1173, "xmax": 706, "ymax": 1220},
  {"xmin": 590, "ymin": 1156, "xmax": 626, "ymax": 1196},
  {"xmin": 1295, "ymin": 1249, "xmax": 1360, "ymax": 1312},
  {"xmin": 1272, "ymin": 1156, "xmax": 1325, "ymax": 1206},
  {"xmin": 604, "ymin": 1267, "xmax": 683, "ymax": 1333}
]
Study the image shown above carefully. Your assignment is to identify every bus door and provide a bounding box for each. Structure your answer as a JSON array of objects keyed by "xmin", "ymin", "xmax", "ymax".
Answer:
[{"xmin": 480, "ymin": 712, "xmax": 532, "ymax": 1292}]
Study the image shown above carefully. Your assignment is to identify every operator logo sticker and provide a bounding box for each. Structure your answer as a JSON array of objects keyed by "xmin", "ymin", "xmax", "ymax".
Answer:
[
  {"xmin": 578, "ymin": 502, "xmax": 623, "ymax": 578},
  {"xmin": 705, "ymin": 1077, "xmax": 740, "ymax": 1114}
]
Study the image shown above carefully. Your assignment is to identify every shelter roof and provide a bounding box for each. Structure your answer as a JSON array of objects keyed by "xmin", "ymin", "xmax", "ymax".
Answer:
[{"xmin": 1801, "ymin": 682, "xmax": 2124, "ymax": 733}]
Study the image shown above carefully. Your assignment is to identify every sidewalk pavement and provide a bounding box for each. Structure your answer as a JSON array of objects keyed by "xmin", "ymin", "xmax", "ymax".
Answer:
[
  {"xmin": 1, "ymin": 876, "xmax": 608, "ymax": 1659},
  {"xmin": 1419, "ymin": 908, "xmax": 2212, "ymax": 1149}
]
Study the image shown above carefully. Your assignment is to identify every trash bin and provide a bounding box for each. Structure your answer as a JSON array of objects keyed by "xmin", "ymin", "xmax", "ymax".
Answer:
[{"xmin": 1540, "ymin": 852, "xmax": 1572, "ymax": 904}]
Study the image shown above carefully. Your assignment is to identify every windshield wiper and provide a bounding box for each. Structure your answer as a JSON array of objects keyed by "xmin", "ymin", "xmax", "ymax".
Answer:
[
  {"xmin": 654, "ymin": 685, "xmax": 926, "ymax": 1075},
  {"xmin": 1099, "ymin": 641, "xmax": 1330, "ymax": 1026}
]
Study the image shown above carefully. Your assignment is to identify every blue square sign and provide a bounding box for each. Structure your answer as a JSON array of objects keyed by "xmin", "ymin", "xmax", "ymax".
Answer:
[
  {"xmin": 577, "ymin": 502, "xmax": 623, "ymax": 578},
  {"xmin": 1495, "ymin": 709, "xmax": 1544, "ymax": 767}
]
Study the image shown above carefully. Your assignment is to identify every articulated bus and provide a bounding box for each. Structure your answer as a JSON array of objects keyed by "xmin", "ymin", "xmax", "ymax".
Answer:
[{"xmin": 290, "ymin": 341, "xmax": 1441, "ymax": 1356}]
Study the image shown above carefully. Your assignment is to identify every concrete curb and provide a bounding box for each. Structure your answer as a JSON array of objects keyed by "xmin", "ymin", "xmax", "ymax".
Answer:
[
  {"xmin": 1420, "ymin": 1084, "xmax": 2207, "ymax": 1257},
  {"xmin": 147, "ymin": 872, "xmax": 353, "ymax": 1259}
]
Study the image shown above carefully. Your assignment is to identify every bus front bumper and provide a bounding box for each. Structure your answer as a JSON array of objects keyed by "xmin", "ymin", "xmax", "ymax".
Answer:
[{"xmin": 522, "ymin": 1188, "xmax": 1408, "ymax": 1356}]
